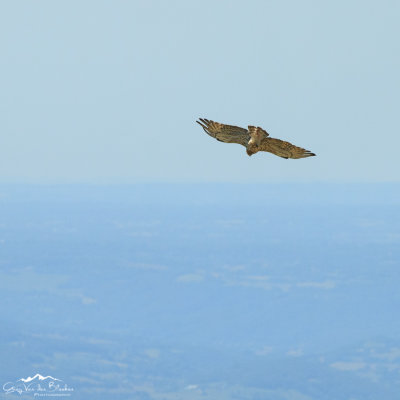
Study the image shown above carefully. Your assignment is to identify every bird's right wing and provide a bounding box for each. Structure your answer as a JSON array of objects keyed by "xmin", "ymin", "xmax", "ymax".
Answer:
[
  {"xmin": 260, "ymin": 137, "xmax": 316, "ymax": 159},
  {"xmin": 196, "ymin": 118, "xmax": 249, "ymax": 147}
]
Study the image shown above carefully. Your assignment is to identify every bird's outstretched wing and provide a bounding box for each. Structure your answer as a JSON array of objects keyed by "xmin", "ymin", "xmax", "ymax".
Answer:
[
  {"xmin": 196, "ymin": 118, "xmax": 249, "ymax": 147},
  {"xmin": 259, "ymin": 137, "xmax": 316, "ymax": 159}
]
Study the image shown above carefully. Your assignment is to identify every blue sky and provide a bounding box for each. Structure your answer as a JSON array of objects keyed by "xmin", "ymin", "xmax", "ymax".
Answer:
[{"xmin": 0, "ymin": 0, "xmax": 399, "ymax": 183}]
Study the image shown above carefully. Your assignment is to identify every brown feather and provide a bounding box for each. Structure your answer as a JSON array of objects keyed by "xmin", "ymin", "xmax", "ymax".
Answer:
[
  {"xmin": 196, "ymin": 118, "xmax": 249, "ymax": 146},
  {"xmin": 259, "ymin": 137, "xmax": 316, "ymax": 159}
]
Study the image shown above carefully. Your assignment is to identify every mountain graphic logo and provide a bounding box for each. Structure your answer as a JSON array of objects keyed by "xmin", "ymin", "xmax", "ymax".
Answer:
[{"xmin": 18, "ymin": 374, "xmax": 62, "ymax": 383}]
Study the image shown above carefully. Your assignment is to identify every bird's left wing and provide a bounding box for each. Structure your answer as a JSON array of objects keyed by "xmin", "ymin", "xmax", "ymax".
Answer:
[
  {"xmin": 260, "ymin": 137, "xmax": 316, "ymax": 159},
  {"xmin": 196, "ymin": 118, "xmax": 249, "ymax": 147}
]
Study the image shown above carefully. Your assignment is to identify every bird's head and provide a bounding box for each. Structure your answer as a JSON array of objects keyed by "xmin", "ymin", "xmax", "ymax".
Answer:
[{"xmin": 246, "ymin": 146, "xmax": 257, "ymax": 156}]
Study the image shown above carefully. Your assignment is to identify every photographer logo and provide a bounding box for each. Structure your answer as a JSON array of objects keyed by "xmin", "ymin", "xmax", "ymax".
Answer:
[{"xmin": 3, "ymin": 374, "xmax": 74, "ymax": 396}]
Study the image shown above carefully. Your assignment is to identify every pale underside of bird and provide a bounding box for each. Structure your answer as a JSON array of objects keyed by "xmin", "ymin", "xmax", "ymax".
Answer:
[{"xmin": 196, "ymin": 118, "xmax": 316, "ymax": 159}]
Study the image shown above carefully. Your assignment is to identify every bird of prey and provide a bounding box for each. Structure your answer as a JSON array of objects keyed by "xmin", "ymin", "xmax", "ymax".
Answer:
[{"xmin": 196, "ymin": 118, "xmax": 316, "ymax": 159}]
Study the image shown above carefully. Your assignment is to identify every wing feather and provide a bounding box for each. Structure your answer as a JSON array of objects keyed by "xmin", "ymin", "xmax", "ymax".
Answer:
[
  {"xmin": 196, "ymin": 118, "xmax": 249, "ymax": 146},
  {"xmin": 259, "ymin": 137, "xmax": 316, "ymax": 159}
]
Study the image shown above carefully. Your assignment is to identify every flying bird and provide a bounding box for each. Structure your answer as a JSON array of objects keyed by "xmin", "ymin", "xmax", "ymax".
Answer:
[{"xmin": 196, "ymin": 118, "xmax": 316, "ymax": 159}]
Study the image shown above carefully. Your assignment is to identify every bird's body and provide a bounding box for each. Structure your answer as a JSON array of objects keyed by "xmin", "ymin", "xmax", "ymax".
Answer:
[{"xmin": 196, "ymin": 118, "xmax": 316, "ymax": 159}]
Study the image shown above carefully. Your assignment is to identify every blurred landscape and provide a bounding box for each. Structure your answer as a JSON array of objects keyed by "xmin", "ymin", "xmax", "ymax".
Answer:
[{"xmin": 1, "ymin": 183, "xmax": 400, "ymax": 399}]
